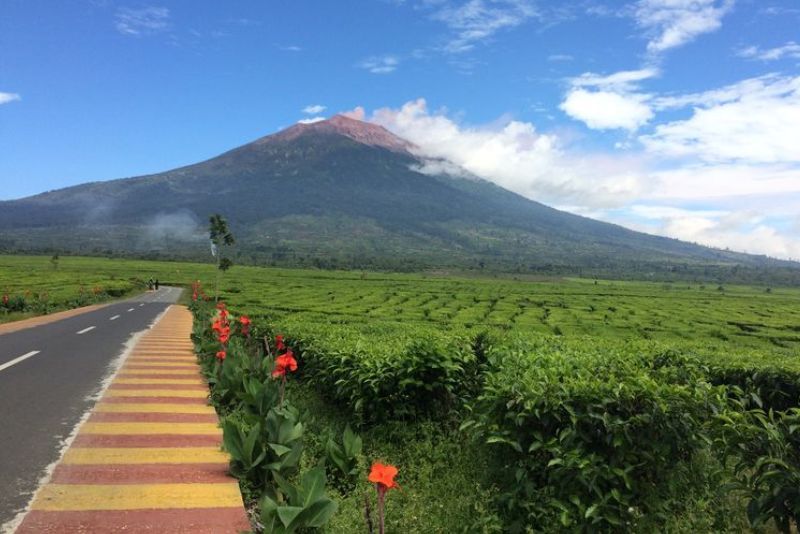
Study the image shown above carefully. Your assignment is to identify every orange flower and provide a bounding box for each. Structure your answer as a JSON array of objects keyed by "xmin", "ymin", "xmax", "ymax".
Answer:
[
  {"xmin": 216, "ymin": 350, "xmax": 226, "ymax": 361},
  {"xmin": 239, "ymin": 316, "xmax": 251, "ymax": 336},
  {"xmin": 275, "ymin": 334, "xmax": 285, "ymax": 352},
  {"xmin": 368, "ymin": 462, "xmax": 399, "ymax": 492},
  {"xmin": 272, "ymin": 349, "xmax": 298, "ymax": 378}
]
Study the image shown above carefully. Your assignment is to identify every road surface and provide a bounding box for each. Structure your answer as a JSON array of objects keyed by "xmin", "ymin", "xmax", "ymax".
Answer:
[{"xmin": 0, "ymin": 287, "xmax": 183, "ymax": 529}]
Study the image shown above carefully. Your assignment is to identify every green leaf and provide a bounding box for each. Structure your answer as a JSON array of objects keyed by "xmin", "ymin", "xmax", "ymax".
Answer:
[
  {"xmin": 276, "ymin": 506, "xmax": 304, "ymax": 528},
  {"xmin": 243, "ymin": 423, "xmax": 261, "ymax": 462},
  {"xmin": 296, "ymin": 498, "xmax": 338, "ymax": 528},
  {"xmin": 343, "ymin": 425, "xmax": 362, "ymax": 456},
  {"xmin": 221, "ymin": 421, "xmax": 243, "ymax": 460},
  {"xmin": 485, "ymin": 436, "xmax": 522, "ymax": 452},
  {"xmin": 269, "ymin": 443, "xmax": 293, "ymax": 457},
  {"xmin": 300, "ymin": 467, "xmax": 327, "ymax": 507}
]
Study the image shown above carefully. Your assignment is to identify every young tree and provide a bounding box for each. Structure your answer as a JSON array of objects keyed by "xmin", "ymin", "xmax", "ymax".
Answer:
[{"xmin": 209, "ymin": 214, "xmax": 235, "ymax": 300}]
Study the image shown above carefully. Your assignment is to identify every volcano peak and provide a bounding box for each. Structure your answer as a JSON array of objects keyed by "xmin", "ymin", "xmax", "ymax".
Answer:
[{"xmin": 259, "ymin": 114, "xmax": 415, "ymax": 154}]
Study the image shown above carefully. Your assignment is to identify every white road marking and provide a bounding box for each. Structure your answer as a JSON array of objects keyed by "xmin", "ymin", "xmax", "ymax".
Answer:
[
  {"xmin": 127, "ymin": 308, "xmax": 135, "ymax": 312},
  {"xmin": 0, "ymin": 351, "xmax": 41, "ymax": 373},
  {"xmin": 110, "ymin": 315, "xmax": 120, "ymax": 321},
  {"xmin": 76, "ymin": 326, "xmax": 96, "ymax": 335}
]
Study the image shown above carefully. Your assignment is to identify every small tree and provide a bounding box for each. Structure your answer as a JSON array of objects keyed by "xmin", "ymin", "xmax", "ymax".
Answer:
[
  {"xmin": 209, "ymin": 213, "xmax": 235, "ymax": 300},
  {"xmin": 50, "ymin": 254, "xmax": 60, "ymax": 270}
]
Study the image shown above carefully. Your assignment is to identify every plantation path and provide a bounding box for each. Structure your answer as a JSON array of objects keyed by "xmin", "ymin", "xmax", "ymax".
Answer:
[{"xmin": 6, "ymin": 305, "xmax": 250, "ymax": 533}]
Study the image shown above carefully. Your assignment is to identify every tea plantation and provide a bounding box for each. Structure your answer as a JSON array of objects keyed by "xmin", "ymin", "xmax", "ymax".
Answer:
[{"xmin": 2, "ymin": 254, "xmax": 799, "ymax": 532}]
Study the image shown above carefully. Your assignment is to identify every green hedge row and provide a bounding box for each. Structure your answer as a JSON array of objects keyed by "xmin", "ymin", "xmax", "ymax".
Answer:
[
  {"xmin": 461, "ymin": 338, "xmax": 729, "ymax": 531},
  {"xmin": 276, "ymin": 320, "xmax": 484, "ymax": 423}
]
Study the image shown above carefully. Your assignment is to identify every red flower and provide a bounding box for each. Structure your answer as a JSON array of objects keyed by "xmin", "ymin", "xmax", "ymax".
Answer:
[
  {"xmin": 192, "ymin": 291, "xmax": 198, "ymax": 301},
  {"xmin": 368, "ymin": 463, "xmax": 400, "ymax": 493},
  {"xmin": 275, "ymin": 334, "xmax": 285, "ymax": 352},
  {"xmin": 219, "ymin": 332, "xmax": 230, "ymax": 344},
  {"xmin": 216, "ymin": 301, "xmax": 226, "ymax": 310},
  {"xmin": 272, "ymin": 349, "xmax": 298, "ymax": 378},
  {"xmin": 239, "ymin": 316, "xmax": 251, "ymax": 336},
  {"xmin": 212, "ymin": 320, "xmax": 224, "ymax": 333},
  {"xmin": 216, "ymin": 350, "xmax": 226, "ymax": 361}
]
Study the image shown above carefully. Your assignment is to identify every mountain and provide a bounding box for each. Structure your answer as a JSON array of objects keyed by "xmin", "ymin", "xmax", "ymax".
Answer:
[{"xmin": 1, "ymin": 115, "xmax": 797, "ymax": 282}]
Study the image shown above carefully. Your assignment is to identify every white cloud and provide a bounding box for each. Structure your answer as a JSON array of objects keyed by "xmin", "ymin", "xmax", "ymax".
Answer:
[
  {"xmin": 0, "ymin": 92, "xmax": 21, "ymax": 105},
  {"xmin": 360, "ymin": 97, "xmax": 800, "ymax": 259},
  {"xmin": 652, "ymin": 73, "xmax": 786, "ymax": 109},
  {"xmin": 633, "ymin": 0, "xmax": 734, "ymax": 54},
  {"xmin": 738, "ymin": 41, "xmax": 800, "ymax": 61},
  {"xmin": 560, "ymin": 68, "xmax": 658, "ymax": 130},
  {"xmin": 629, "ymin": 205, "xmax": 728, "ymax": 219},
  {"xmin": 570, "ymin": 68, "xmax": 660, "ymax": 91},
  {"xmin": 642, "ymin": 74, "xmax": 800, "ymax": 163},
  {"xmin": 298, "ymin": 117, "xmax": 325, "ymax": 124},
  {"xmin": 369, "ymin": 98, "xmax": 651, "ymax": 208},
  {"xmin": 302, "ymin": 104, "xmax": 326, "ymax": 114},
  {"xmin": 430, "ymin": 0, "xmax": 537, "ymax": 53},
  {"xmin": 547, "ymin": 54, "xmax": 574, "ymax": 62},
  {"xmin": 280, "ymin": 45, "xmax": 303, "ymax": 52},
  {"xmin": 623, "ymin": 204, "xmax": 800, "ymax": 259},
  {"xmin": 359, "ymin": 55, "xmax": 399, "ymax": 74},
  {"xmin": 115, "ymin": 6, "xmax": 170, "ymax": 36},
  {"xmin": 561, "ymin": 89, "xmax": 654, "ymax": 130},
  {"xmin": 648, "ymin": 164, "xmax": 800, "ymax": 200}
]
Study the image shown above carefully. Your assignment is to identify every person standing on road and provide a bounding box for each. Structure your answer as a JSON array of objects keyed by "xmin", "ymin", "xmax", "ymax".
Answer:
[{"xmin": 155, "ymin": 279, "xmax": 160, "ymax": 290}]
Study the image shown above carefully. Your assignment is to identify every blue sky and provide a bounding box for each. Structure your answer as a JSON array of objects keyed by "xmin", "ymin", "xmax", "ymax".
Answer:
[{"xmin": 1, "ymin": 0, "xmax": 799, "ymax": 258}]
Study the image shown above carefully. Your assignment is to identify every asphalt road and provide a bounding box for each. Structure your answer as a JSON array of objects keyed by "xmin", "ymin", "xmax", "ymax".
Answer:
[{"xmin": 0, "ymin": 287, "xmax": 183, "ymax": 529}]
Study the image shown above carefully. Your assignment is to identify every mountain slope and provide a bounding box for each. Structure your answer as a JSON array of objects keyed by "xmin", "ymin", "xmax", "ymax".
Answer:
[{"xmin": 0, "ymin": 115, "xmax": 797, "ymax": 280}]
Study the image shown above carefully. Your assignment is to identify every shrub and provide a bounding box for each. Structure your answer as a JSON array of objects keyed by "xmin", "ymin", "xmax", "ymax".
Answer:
[
  {"xmin": 717, "ymin": 403, "xmax": 800, "ymax": 533},
  {"xmin": 283, "ymin": 322, "xmax": 477, "ymax": 422},
  {"xmin": 462, "ymin": 338, "xmax": 728, "ymax": 532}
]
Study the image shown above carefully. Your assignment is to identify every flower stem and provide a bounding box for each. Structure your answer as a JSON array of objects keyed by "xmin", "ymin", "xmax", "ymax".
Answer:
[{"xmin": 377, "ymin": 487, "xmax": 385, "ymax": 534}]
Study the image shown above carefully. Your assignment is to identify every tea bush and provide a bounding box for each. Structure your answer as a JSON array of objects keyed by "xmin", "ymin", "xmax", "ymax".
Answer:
[
  {"xmin": 276, "ymin": 321, "xmax": 479, "ymax": 422},
  {"xmin": 717, "ymin": 402, "xmax": 800, "ymax": 533},
  {"xmin": 461, "ymin": 338, "xmax": 729, "ymax": 531}
]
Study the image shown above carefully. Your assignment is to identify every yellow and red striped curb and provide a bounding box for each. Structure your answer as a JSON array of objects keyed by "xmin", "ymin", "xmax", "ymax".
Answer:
[{"xmin": 16, "ymin": 305, "xmax": 251, "ymax": 533}]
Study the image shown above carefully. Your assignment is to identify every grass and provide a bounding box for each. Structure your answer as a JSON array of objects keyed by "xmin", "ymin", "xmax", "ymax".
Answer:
[{"xmin": 286, "ymin": 380, "xmax": 502, "ymax": 533}]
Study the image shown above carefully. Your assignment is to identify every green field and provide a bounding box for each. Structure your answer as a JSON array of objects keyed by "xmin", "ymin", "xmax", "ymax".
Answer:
[
  {"xmin": 5, "ymin": 255, "xmax": 798, "ymax": 350},
  {"xmin": 3, "ymin": 254, "xmax": 800, "ymax": 532}
]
